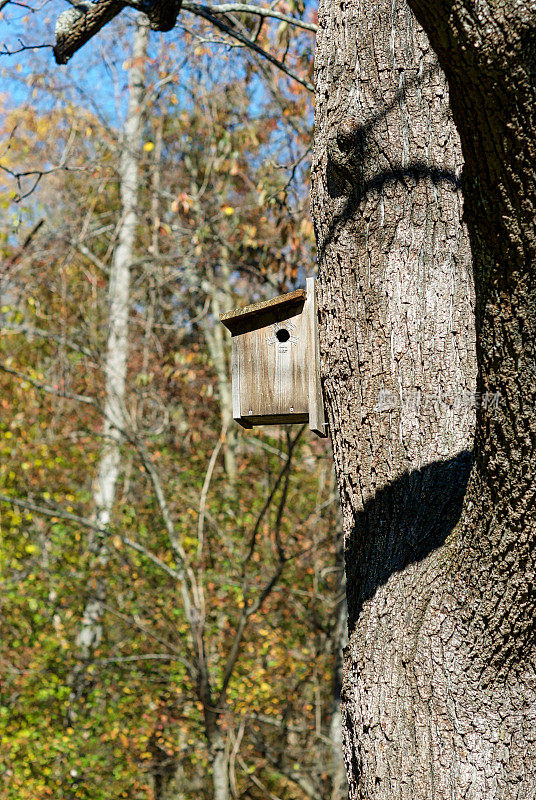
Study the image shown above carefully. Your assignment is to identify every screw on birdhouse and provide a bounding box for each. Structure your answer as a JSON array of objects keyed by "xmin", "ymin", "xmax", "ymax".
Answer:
[{"xmin": 220, "ymin": 277, "xmax": 327, "ymax": 437}]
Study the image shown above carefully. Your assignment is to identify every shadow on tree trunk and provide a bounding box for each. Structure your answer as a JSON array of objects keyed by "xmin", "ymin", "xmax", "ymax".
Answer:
[{"xmin": 345, "ymin": 450, "xmax": 473, "ymax": 633}]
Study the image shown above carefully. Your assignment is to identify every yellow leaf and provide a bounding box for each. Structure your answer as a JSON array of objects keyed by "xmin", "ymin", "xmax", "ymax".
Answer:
[
  {"xmin": 143, "ymin": 141, "xmax": 154, "ymax": 152},
  {"xmin": 222, "ymin": 205, "xmax": 234, "ymax": 216}
]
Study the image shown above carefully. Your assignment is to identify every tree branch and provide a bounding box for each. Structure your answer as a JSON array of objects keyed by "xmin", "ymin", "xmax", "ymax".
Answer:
[
  {"xmin": 217, "ymin": 561, "xmax": 285, "ymax": 706},
  {"xmin": 0, "ymin": 39, "xmax": 53, "ymax": 56},
  {"xmin": 184, "ymin": 2, "xmax": 313, "ymax": 91},
  {"xmin": 181, "ymin": 2, "xmax": 317, "ymax": 32},
  {"xmin": 53, "ymin": 0, "xmax": 183, "ymax": 64},
  {"xmin": 1, "ymin": 325, "xmax": 96, "ymax": 360},
  {"xmin": 54, "ymin": 0, "xmax": 127, "ymax": 64},
  {"xmin": 0, "ymin": 362, "xmax": 96, "ymax": 406},
  {"xmin": 51, "ymin": 0, "xmax": 313, "ymax": 93},
  {"xmin": 0, "ymin": 493, "xmax": 184, "ymax": 583}
]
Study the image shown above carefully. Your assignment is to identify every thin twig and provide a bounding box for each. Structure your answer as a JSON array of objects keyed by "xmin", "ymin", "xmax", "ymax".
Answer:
[
  {"xmin": 237, "ymin": 752, "xmax": 284, "ymax": 800},
  {"xmin": 229, "ymin": 717, "xmax": 246, "ymax": 798},
  {"xmin": 0, "ymin": 362, "xmax": 96, "ymax": 406},
  {"xmin": 217, "ymin": 560, "xmax": 285, "ymax": 706},
  {"xmin": 242, "ymin": 425, "xmax": 304, "ymax": 570},
  {"xmin": 130, "ymin": 438, "xmax": 199, "ymax": 612},
  {"xmin": 0, "ymin": 494, "xmax": 185, "ymax": 584},
  {"xmin": 103, "ymin": 603, "xmax": 196, "ymax": 674},
  {"xmin": 0, "ymin": 39, "xmax": 52, "ymax": 56},
  {"xmin": 2, "ymin": 218, "xmax": 45, "ymax": 272},
  {"xmin": 1, "ymin": 325, "xmax": 96, "ymax": 360},
  {"xmin": 0, "ymin": 124, "xmax": 79, "ymax": 201}
]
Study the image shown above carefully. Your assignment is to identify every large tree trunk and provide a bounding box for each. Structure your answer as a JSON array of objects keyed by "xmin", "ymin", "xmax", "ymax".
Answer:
[{"xmin": 313, "ymin": 0, "xmax": 536, "ymax": 796}]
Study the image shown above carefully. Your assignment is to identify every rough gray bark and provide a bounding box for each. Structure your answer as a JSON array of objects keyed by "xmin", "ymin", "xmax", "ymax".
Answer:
[
  {"xmin": 76, "ymin": 18, "xmax": 148, "ymax": 665},
  {"xmin": 311, "ymin": 0, "xmax": 505, "ymax": 797},
  {"xmin": 406, "ymin": 0, "xmax": 536, "ymax": 677},
  {"xmin": 313, "ymin": 0, "xmax": 536, "ymax": 796},
  {"xmin": 328, "ymin": 573, "xmax": 348, "ymax": 800}
]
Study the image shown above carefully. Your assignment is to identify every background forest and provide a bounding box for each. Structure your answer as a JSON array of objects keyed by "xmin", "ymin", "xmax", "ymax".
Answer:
[{"xmin": 0, "ymin": 6, "xmax": 347, "ymax": 800}]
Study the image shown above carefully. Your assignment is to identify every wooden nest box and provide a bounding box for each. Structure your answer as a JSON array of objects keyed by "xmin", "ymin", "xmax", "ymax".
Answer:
[{"xmin": 220, "ymin": 277, "xmax": 326, "ymax": 438}]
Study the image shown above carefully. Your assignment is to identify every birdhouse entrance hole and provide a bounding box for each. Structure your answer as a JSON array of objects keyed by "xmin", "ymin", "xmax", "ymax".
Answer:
[{"xmin": 276, "ymin": 328, "xmax": 290, "ymax": 343}]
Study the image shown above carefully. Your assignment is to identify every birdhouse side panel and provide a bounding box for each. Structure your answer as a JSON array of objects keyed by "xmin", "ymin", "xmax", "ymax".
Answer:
[
  {"xmin": 236, "ymin": 313, "xmax": 309, "ymax": 420},
  {"xmin": 304, "ymin": 276, "xmax": 327, "ymax": 436}
]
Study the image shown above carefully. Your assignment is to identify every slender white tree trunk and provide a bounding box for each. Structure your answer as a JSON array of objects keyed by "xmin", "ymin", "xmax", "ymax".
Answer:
[
  {"xmin": 210, "ymin": 730, "xmax": 229, "ymax": 800},
  {"xmin": 76, "ymin": 18, "xmax": 149, "ymax": 661},
  {"xmin": 202, "ymin": 258, "xmax": 237, "ymax": 483}
]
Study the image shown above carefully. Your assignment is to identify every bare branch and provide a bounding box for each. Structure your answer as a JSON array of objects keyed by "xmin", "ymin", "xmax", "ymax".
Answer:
[
  {"xmin": 0, "ymin": 493, "xmax": 185, "ymax": 584},
  {"xmin": 131, "ymin": 438, "xmax": 198, "ymax": 603},
  {"xmin": 0, "ymin": 162, "xmax": 77, "ymax": 201},
  {"xmin": 242, "ymin": 425, "xmax": 304, "ymax": 570},
  {"xmin": 103, "ymin": 603, "xmax": 196, "ymax": 674},
  {"xmin": 0, "ymin": 39, "xmax": 53, "ymax": 56},
  {"xmin": 0, "ymin": 362, "xmax": 96, "ymax": 406},
  {"xmin": 182, "ymin": 2, "xmax": 317, "ymax": 32},
  {"xmin": 48, "ymin": 0, "xmax": 314, "ymax": 92},
  {"xmin": 1, "ymin": 325, "xmax": 96, "ymax": 359},
  {"xmin": 237, "ymin": 752, "xmax": 284, "ymax": 800},
  {"xmin": 184, "ymin": 3, "xmax": 313, "ymax": 91},
  {"xmin": 1, "ymin": 218, "xmax": 45, "ymax": 273},
  {"xmin": 0, "ymin": 124, "xmax": 79, "ymax": 201},
  {"xmin": 74, "ymin": 241, "xmax": 110, "ymax": 274},
  {"xmin": 217, "ymin": 561, "xmax": 285, "ymax": 706},
  {"xmin": 97, "ymin": 652, "xmax": 182, "ymax": 663}
]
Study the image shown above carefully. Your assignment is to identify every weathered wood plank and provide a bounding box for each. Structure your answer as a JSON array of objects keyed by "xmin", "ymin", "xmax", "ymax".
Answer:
[
  {"xmin": 231, "ymin": 337, "xmax": 241, "ymax": 421},
  {"xmin": 305, "ymin": 277, "xmax": 327, "ymax": 437},
  {"xmin": 220, "ymin": 289, "xmax": 305, "ymax": 335},
  {"xmin": 236, "ymin": 311, "xmax": 309, "ymax": 418}
]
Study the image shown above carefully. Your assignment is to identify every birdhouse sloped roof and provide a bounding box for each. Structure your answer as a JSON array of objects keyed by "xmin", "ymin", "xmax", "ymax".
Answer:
[{"xmin": 220, "ymin": 288, "xmax": 306, "ymax": 335}]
